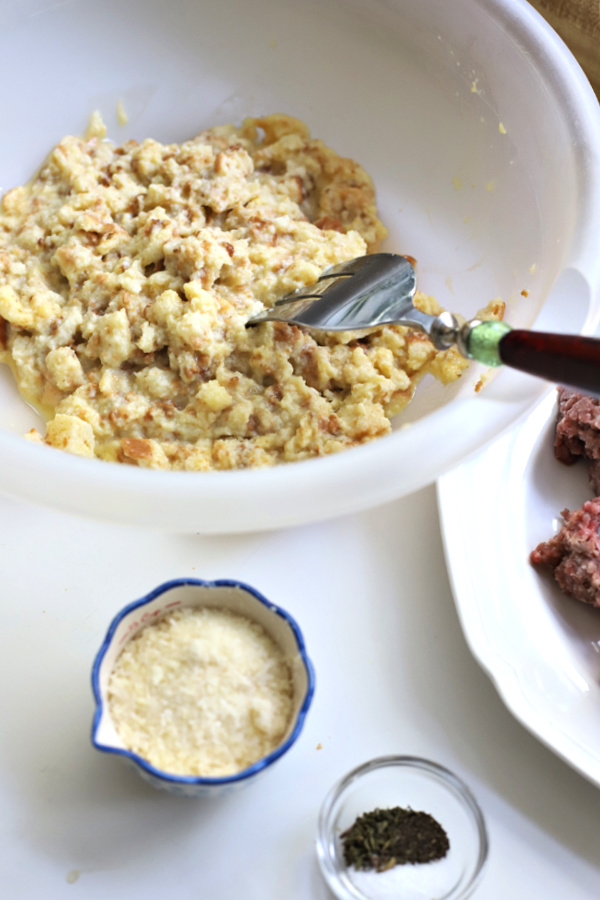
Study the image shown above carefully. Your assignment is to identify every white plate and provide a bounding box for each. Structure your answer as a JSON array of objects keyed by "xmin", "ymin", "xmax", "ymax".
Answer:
[{"xmin": 437, "ymin": 392, "xmax": 600, "ymax": 788}]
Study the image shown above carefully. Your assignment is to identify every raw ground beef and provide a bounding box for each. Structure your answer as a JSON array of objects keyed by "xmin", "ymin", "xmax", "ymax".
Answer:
[
  {"xmin": 554, "ymin": 387, "xmax": 600, "ymax": 472},
  {"xmin": 530, "ymin": 499, "xmax": 600, "ymax": 607},
  {"xmin": 589, "ymin": 460, "xmax": 600, "ymax": 497},
  {"xmin": 530, "ymin": 387, "xmax": 600, "ymax": 606}
]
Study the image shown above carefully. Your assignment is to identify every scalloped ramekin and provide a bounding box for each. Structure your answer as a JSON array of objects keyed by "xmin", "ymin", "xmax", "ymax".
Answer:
[{"xmin": 91, "ymin": 578, "xmax": 315, "ymax": 797}]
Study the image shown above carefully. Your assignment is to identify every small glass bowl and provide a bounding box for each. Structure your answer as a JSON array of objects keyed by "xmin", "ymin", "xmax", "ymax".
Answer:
[
  {"xmin": 317, "ymin": 756, "xmax": 488, "ymax": 900},
  {"xmin": 91, "ymin": 577, "xmax": 315, "ymax": 797}
]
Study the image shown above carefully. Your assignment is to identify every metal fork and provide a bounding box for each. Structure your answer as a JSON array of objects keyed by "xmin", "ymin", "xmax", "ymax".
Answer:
[{"xmin": 247, "ymin": 253, "xmax": 600, "ymax": 396}]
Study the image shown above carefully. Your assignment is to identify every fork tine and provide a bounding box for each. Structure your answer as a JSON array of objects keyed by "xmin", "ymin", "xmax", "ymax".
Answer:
[
  {"xmin": 247, "ymin": 254, "xmax": 419, "ymax": 330},
  {"xmin": 274, "ymin": 276, "xmax": 347, "ymax": 306}
]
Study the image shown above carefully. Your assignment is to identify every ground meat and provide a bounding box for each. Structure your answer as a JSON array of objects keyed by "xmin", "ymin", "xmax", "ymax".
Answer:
[
  {"xmin": 589, "ymin": 459, "xmax": 600, "ymax": 496},
  {"xmin": 555, "ymin": 386, "xmax": 600, "ymax": 468},
  {"xmin": 531, "ymin": 387, "xmax": 600, "ymax": 606},
  {"xmin": 557, "ymin": 386, "xmax": 600, "ymax": 493},
  {"xmin": 530, "ymin": 500, "xmax": 600, "ymax": 607}
]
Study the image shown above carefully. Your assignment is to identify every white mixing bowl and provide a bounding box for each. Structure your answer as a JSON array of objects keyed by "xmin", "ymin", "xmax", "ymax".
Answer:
[{"xmin": 0, "ymin": 0, "xmax": 599, "ymax": 532}]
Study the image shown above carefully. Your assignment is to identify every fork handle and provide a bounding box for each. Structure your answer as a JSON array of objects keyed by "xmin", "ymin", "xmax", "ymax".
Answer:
[
  {"xmin": 465, "ymin": 320, "xmax": 600, "ymax": 396},
  {"xmin": 498, "ymin": 329, "xmax": 600, "ymax": 396}
]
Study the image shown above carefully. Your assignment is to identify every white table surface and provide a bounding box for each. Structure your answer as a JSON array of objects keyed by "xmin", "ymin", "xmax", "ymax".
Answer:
[{"xmin": 0, "ymin": 482, "xmax": 599, "ymax": 899}]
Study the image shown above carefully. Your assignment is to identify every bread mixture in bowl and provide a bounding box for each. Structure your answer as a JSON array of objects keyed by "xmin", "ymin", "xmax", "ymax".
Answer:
[{"xmin": 0, "ymin": 113, "xmax": 495, "ymax": 470}]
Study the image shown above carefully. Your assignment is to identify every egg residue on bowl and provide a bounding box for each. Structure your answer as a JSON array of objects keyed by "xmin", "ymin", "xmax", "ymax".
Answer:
[{"xmin": 0, "ymin": 112, "xmax": 479, "ymax": 471}]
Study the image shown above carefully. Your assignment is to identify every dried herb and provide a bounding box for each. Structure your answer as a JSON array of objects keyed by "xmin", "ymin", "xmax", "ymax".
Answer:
[{"xmin": 341, "ymin": 806, "xmax": 450, "ymax": 872}]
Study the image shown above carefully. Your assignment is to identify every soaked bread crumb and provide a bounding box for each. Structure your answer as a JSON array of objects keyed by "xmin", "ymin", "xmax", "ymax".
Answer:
[{"xmin": 0, "ymin": 113, "xmax": 489, "ymax": 470}]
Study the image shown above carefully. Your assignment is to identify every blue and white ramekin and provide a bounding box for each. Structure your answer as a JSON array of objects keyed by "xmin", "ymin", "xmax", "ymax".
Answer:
[{"xmin": 91, "ymin": 578, "xmax": 315, "ymax": 797}]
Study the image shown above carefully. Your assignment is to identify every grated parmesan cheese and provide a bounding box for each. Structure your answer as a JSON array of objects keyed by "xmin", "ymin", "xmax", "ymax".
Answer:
[{"xmin": 108, "ymin": 606, "xmax": 294, "ymax": 777}]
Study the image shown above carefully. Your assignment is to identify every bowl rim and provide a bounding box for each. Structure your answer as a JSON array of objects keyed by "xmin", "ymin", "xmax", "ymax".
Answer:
[
  {"xmin": 90, "ymin": 576, "xmax": 316, "ymax": 786},
  {"xmin": 316, "ymin": 754, "xmax": 489, "ymax": 900}
]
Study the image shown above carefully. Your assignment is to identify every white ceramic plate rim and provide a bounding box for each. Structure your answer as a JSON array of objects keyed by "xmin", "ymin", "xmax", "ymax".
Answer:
[{"xmin": 437, "ymin": 393, "xmax": 600, "ymax": 787}]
